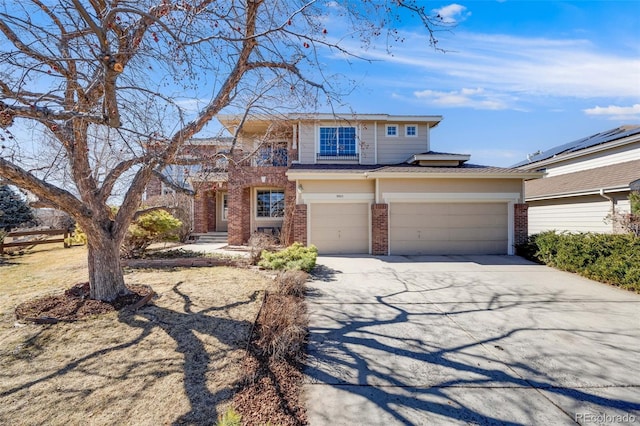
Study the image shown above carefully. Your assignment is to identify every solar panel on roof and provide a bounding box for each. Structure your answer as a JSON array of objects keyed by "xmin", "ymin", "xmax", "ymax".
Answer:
[{"xmin": 512, "ymin": 126, "xmax": 640, "ymax": 167}]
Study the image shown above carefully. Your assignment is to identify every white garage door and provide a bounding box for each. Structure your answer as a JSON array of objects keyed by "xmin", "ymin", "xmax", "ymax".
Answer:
[
  {"xmin": 309, "ymin": 203, "xmax": 369, "ymax": 254},
  {"xmin": 390, "ymin": 202, "xmax": 508, "ymax": 255}
]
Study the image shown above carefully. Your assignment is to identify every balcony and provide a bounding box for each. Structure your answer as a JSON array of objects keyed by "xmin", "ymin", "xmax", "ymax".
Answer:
[
  {"xmin": 256, "ymin": 148, "xmax": 288, "ymax": 167},
  {"xmin": 316, "ymin": 153, "xmax": 359, "ymax": 162}
]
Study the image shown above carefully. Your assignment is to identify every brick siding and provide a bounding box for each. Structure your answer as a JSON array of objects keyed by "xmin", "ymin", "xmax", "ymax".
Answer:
[
  {"xmin": 514, "ymin": 203, "xmax": 529, "ymax": 246},
  {"xmin": 227, "ymin": 164, "xmax": 291, "ymax": 245},
  {"xmin": 145, "ymin": 176, "xmax": 162, "ymax": 198},
  {"xmin": 292, "ymin": 204, "xmax": 307, "ymax": 245},
  {"xmin": 371, "ymin": 203, "xmax": 389, "ymax": 255},
  {"xmin": 193, "ymin": 192, "xmax": 207, "ymax": 233}
]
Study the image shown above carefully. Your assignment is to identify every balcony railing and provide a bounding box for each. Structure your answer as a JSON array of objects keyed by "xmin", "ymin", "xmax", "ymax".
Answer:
[{"xmin": 316, "ymin": 153, "xmax": 359, "ymax": 161}]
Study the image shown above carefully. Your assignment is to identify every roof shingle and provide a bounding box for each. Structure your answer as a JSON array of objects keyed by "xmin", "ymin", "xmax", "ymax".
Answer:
[{"xmin": 525, "ymin": 159, "xmax": 640, "ymax": 199}]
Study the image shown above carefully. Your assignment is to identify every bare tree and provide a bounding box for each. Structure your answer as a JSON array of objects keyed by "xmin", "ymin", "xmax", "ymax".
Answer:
[{"xmin": 0, "ymin": 0, "xmax": 442, "ymax": 301}]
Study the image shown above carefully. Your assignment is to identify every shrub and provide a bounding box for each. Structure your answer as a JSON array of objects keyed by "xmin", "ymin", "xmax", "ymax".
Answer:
[
  {"xmin": 121, "ymin": 209, "xmax": 182, "ymax": 258},
  {"xmin": 143, "ymin": 193, "xmax": 193, "ymax": 242},
  {"xmin": 65, "ymin": 224, "xmax": 88, "ymax": 246},
  {"xmin": 216, "ymin": 407, "xmax": 242, "ymax": 426},
  {"xmin": 522, "ymin": 231, "xmax": 640, "ymax": 292},
  {"xmin": 258, "ymin": 242, "xmax": 317, "ymax": 272},
  {"xmin": 630, "ymin": 191, "xmax": 640, "ymax": 214},
  {"xmin": 277, "ymin": 270, "xmax": 309, "ymax": 298},
  {"xmin": 256, "ymin": 293, "xmax": 307, "ymax": 361},
  {"xmin": 0, "ymin": 184, "xmax": 35, "ymax": 231},
  {"xmin": 248, "ymin": 232, "xmax": 279, "ymax": 265}
]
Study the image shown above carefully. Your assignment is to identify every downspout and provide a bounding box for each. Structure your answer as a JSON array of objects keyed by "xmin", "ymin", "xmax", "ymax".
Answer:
[
  {"xmin": 600, "ymin": 188, "xmax": 616, "ymax": 232},
  {"xmin": 293, "ymin": 122, "xmax": 299, "ymax": 163},
  {"xmin": 374, "ymin": 121, "xmax": 378, "ymax": 164}
]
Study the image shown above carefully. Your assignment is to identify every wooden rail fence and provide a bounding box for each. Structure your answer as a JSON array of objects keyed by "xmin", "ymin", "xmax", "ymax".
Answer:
[{"xmin": 1, "ymin": 229, "xmax": 71, "ymax": 254}]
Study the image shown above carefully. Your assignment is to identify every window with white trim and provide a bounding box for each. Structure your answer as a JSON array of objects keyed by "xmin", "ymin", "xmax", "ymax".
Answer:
[
  {"xmin": 222, "ymin": 193, "xmax": 228, "ymax": 220},
  {"xmin": 386, "ymin": 125, "xmax": 398, "ymax": 137},
  {"xmin": 405, "ymin": 125, "xmax": 417, "ymax": 137},
  {"xmin": 256, "ymin": 189, "xmax": 284, "ymax": 218},
  {"xmin": 318, "ymin": 127, "xmax": 357, "ymax": 157}
]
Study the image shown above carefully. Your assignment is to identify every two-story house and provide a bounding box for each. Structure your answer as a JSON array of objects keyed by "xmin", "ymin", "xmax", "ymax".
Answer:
[
  {"xmin": 147, "ymin": 113, "xmax": 541, "ymax": 255},
  {"xmin": 514, "ymin": 125, "xmax": 640, "ymax": 235}
]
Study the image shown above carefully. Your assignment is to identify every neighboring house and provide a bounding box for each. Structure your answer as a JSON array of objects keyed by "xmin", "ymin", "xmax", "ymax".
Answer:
[
  {"xmin": 513, "ymin": 125, "xmax": 640, "ymax": 235},
  {"xmin": 147, "ymin": 113, "xmax": 541, "ymax": 255}
]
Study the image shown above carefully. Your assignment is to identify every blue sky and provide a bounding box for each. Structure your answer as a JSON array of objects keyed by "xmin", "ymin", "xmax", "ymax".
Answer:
[
  {"xmin": 320, "ymin": 0, "xmax": 640, "ymax": 167},
  {"xmin": 4, "ymin": 1, "xmax": 638, "ymax": 171}
]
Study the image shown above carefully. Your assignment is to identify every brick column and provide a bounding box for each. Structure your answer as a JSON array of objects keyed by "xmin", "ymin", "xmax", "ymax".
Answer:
[
  {"xmin": 281, "ymin": 180, "xmax": 297, "ymax": 245},
  {"xmin": 372, "ymin": 203, "xmax": 389, "ymax": 255},
  {"xmin": 228, "ymin": 186, "xmax": 244, "ymax": 245},
  {"xmin": 293, "ymin": 204, "xmax": 307, "ymax": 245},
  {"xmin": 193, "ymin": 192, "xmax": 207, "ymax": 233},
  {"xmin": 514, "ymin": 203, "xmax": 529, "ymax": 246},
  {"xmin": 206, "ymin": 191, "xmax": 216, "ymax": 232},
  {"xmin": 145, "ymin": 176, "xmax": 162, "ymax": 198},
  {"xmin": 240, "ymin": 187, "xmax": 252, "ymax": 243}
]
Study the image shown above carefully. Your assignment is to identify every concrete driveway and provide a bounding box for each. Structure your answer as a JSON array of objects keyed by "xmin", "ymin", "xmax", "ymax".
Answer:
[{"xmin": 304, "ymin": 255, "xmax": 640, "ymax": 425}]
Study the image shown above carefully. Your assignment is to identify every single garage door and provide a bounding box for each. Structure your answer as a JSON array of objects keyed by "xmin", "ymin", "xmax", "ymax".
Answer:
[
  {"xmin": 390, "ymin": 202, "xmax": 508, "ymax": 255},
  {"xmin": 309, "ymin": 203, "xmax": 369, "ymax": 254}
]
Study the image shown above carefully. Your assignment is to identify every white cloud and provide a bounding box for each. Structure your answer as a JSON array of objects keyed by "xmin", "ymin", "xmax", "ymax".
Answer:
[
  {"xmin": 335, "ymin": 31, "xmax": 640, "ymax": 103},
  {"xmin": 583, "ymin": 104, "xmax": 640, "ymax": 121},
  {"xmin": 432, "ymin": 4, "xmax": 471, "ymax": 24},
  {"xmin": 413, "ymin": 87, "xmax": 510, "ymax": 110}
]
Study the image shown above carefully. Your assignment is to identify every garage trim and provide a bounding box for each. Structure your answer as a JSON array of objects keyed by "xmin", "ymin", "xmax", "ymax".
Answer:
[
  {"xmin": 301, "ymin": 193, "xmax": 374, "ymax": 203},
  {"xmin": 383, "ymin": 192, "xmax": 520, "ymax": 255}
]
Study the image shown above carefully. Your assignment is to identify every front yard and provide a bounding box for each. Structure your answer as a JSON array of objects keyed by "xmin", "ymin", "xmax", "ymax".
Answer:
[{"xmin": 0, "ymin": 245, "xmax": 275, "ymax": 425}]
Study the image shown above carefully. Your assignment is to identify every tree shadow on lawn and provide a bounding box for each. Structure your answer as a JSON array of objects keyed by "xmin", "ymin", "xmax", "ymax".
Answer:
[
  {"xmin": 118, "ymin": 282, "xmax": 260, "ymax": 424},
  {"xmin": 1, "ymin": 282, "xmax": 260, "ymax": 425},
  {"xmin": 304, "ymin": 273, "xmax": 640, "ymax": 425}
]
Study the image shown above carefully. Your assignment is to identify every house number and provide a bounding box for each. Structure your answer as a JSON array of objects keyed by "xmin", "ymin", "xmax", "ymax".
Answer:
[{"xmin": 336, "ymin": 194, "xmax": 344, "ymax": 198}]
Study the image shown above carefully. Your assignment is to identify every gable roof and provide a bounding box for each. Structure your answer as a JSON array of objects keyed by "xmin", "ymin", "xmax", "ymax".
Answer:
[
  {"xmin": 217, "ymin": 113, "xmax": 444, "ymax": 132},
  {"xmin": 513, "ymin": 125, "xmax": 640, "ymax": 168},
  {"xmin": 525, "ymin": 159, "xmax": 640, "ymax": 200},
  {"xmin": 406, "ymin": 151, "xmax": 470, "ymax": 166}
]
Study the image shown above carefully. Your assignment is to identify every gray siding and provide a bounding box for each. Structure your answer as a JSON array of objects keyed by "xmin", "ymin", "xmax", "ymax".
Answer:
[
  {"xmin": 376, "ymin": 123, "xmax": 429, "ymax": 164},
  {"xmin": 358, "ymin": 123, "xmax": 376, "ymax": 165},
  {"xmin": 528, "ymin": 195, "xmax": 614, "ymax": 234},
  {"xmin": 296, "ymin": 121, "xmax": 431, "ymax": 165},
  {"xmin": 298, "ymin": 122, "xmax": 316, "ymax": 164}
]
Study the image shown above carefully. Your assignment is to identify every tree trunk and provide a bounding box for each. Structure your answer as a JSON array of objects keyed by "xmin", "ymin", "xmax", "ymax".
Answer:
[{"xmin": 87, "ymin": 235, "xmax": 128, "ymax": 301}]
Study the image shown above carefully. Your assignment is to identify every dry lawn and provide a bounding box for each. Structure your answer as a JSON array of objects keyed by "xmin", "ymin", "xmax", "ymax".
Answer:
[{"xmin": 0, "ymin": 245, "xmax": 274, "ymax": 425}]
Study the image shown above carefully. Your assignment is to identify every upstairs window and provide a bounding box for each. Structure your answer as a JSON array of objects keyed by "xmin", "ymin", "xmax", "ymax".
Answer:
[
  {"xmin": 386, "ymin": 125, "xmax": 398, "ymax": 137},
  {"xmin": 319, "ymin": 127, "xmax": 357, "ymax": 156},
  {"xmin": 256, "ymin": 189, "xmax": 284, "ymax": 218},
  {"xmin": 257, "ymin": 143, "xmax": 288, "ymax": 166},
  {"xmin": 405, "ymin": 125, "xmax": 417, "ymax": 137}
]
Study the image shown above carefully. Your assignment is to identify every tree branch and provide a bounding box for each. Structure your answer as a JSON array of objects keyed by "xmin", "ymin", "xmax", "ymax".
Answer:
[
  {"xmin": 152, "ymin": 169, "xmax": 195, "ymax": 196},
  {"xmin": 97, "ymin": 155, "xmax": 149, "ymax": 204},
  {"xmin": 0, "ymin": 157, "xmax": 92, "ymax": 219}
]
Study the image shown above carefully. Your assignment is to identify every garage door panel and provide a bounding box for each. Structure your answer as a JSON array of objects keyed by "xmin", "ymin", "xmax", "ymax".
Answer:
[
  {"xmin": 390, "ymin": 202, "xmax": 508, "ymax": 255},
  {"xmin": 310, "ymin": 203, "xmax": 369, "ymax": 254}
]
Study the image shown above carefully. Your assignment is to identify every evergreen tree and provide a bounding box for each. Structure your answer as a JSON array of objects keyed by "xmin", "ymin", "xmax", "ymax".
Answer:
[{"xmin": 0, "ymin": 184, "xmax": 35, "ymax": 231}]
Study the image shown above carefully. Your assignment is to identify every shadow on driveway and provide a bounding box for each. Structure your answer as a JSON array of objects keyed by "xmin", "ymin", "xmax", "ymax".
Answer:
[{"xmin": 304, "ymin": 255, "xmax": 640, "ymax": 425}]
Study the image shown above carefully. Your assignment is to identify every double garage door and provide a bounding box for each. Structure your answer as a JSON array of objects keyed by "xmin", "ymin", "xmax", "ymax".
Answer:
[
  {"xmin": 308, "ymin": 201, "xmax": 508, "ymax": 255},
  {"xmin": 390, "ymin": 202, "xmax": 508, "ymax": 255}
]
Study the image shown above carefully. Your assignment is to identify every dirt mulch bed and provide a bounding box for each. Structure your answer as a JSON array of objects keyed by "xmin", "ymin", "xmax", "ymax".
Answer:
[
  {"xmin": 234, "ymin": 356, "xmax": 306, "ymax": 425},
  {"xmin": 233, "ymin": 292, "xmax": 308, "ymax": 425},
  {"xmin": 122, "ymin": 257, "xmax": 247, "ymax": 269},
  {"xmin": 14, "ymin": 282, "xmax": 153, "ymax": 322}
]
